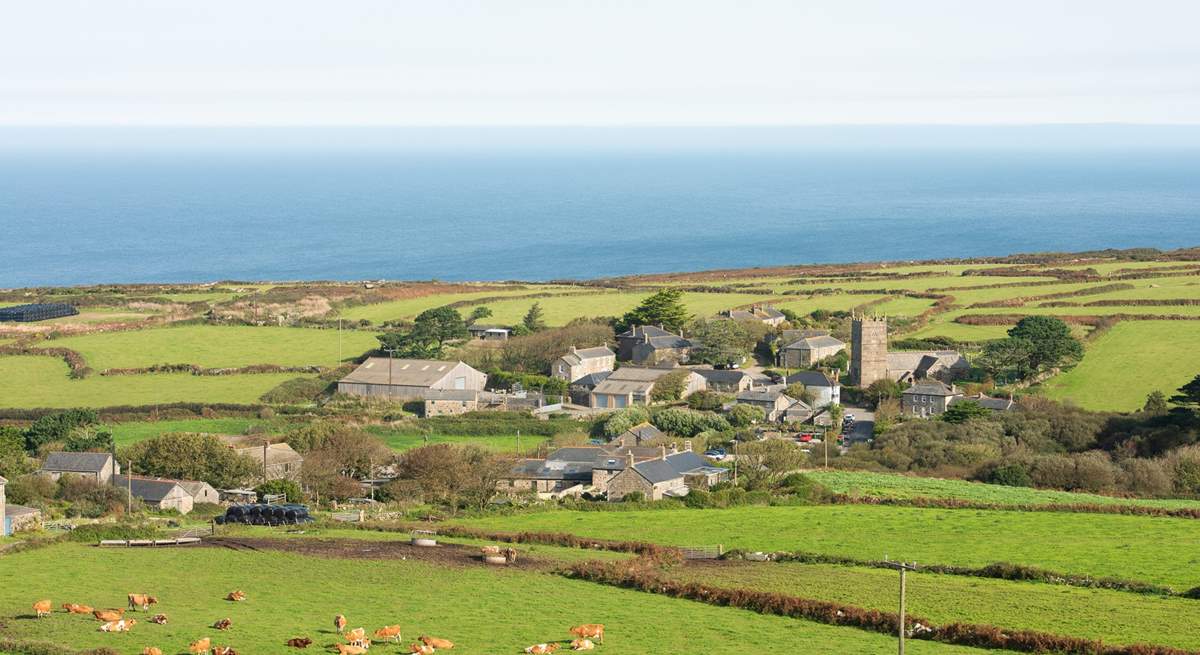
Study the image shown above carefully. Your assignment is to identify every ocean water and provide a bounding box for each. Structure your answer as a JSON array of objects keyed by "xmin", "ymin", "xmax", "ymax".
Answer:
[{"xmin": 2, "ymin": 143, "xmax": 1199, "ymax": 287}]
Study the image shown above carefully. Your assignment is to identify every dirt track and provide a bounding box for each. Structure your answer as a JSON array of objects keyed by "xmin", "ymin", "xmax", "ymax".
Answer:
[{"xmin": 203, "ymin": 536, "xmax": 555, "ymax": 571}]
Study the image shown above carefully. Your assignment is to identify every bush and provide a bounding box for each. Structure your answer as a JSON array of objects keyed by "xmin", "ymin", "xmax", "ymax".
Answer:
[
  {"xmin": 649, "ymin": 370, "xmax": 691, "ymax": 403},
  {"xmin": 597, "ymin": 407, "xmax": 651, "ymax": 438},
  {"xmin": 622, "ymin": 491, "xmax": 646, "ymax": 503},
  {"xmin": 727, "ymin": 403, "xmax": 764, "ymax": 428},
  {"xmin": 63, "ymin": 522, "xmax": 158, "ymax": 543},
  {"xmin": 686, "ymin": 390, "xmax": 730, "ymax": 411},
  {"xmin": 986, "ymin": 463, "xmax": 1032, "ymax": 488},
  {"xmin": 6, "ymin": 474, "xmax": 56, "ymax": 505},
  {"xmin": 652, "ymin": 408, "xmax": 731, "ymax": 437},
  {"xmin": 255, "ymin": 478, "xmax": 303, "ymax": 503}
]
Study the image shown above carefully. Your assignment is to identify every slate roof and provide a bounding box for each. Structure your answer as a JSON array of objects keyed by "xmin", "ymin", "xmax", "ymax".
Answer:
[
  {"xmin": 785, "ymin": 370, "xmax": 839, "ymax": 388},
  {"xmin": 887, "ymin": 351, "xmax": 969, "ymax": 379},
  {"xmin": 178, "ymin": 480, "xmax": 217, "ymax": 497},
  {"xmin": 618, "ymin": 422, "xmax": 666, "ymax": 444},
  {"xmin": 620, "ymin": 326, "xmax": 693, "ymax": 350},
  {"xmin": 785, "ymin": 335, "xmax": 846, "ymax": 350},
  {"xmin": 560, "ymin": 346, "xmax": 615, "ymax": 366},
  {"xmin": 591, "ymin": 367, "xmax": 676, "ymax": 396},
  {"xmin": 570, "ymin": 371, "xmax": 611, "ymax": 388},
  {"xmin": 233, "ymin": 442, "xmax": 304, "ymax": 465},
  {"xmin": 5, "ymin": 504, "xmax": 39, "ymax": 518},
  {"xmin": 41, "ymin": 452, "xmax": 112, "ymax": 473},
  {"xmin": 903, "ymin": 380, "xmax": 961, "ymax": 397},
  {"xmin": 631, "ymin": 451, "xmax": 722, "ymax": 484},
  {"xmin": 695, "ymin": 369, "xmax": 752, "ymax": 384},
  {"xmin": 113, "ymin": 475, "xmax": 185, "ymax": 503},
  {"xmin": 618, "ymin": 325, "xmax": 677, "ymax": 339},
  {"xmin": 547, "ymin": 447, "xmax": 606, "ymax": 462},
  {"xmin": 507, "ymin": 458, "xmax": 596, "ymax": 482},
  {"xmin": 340, "ymin": 358, "xmax": 471, "ymax": 387},
  {"xmin": 736, "ymin": 387, "xmax": 795, "ymax": 404}
]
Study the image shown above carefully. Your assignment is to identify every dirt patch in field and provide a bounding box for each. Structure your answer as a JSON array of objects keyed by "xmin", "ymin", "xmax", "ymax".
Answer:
[{"xmin": 203, "ymin": 536, "xmax": 556, "ymax": 571}]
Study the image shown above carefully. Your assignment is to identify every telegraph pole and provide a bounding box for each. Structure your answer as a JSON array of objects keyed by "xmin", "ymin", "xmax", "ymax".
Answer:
[
  {"xmin": 884, "ymin": 558, "xmax": 918, "ymax": 655},
  {"xmin": 383, "ymin": 347, "xmax": 399, "ymax": 390},
  {"xmin": 127, "ymin": 461, "xmax": 133, "ymax": 515}
]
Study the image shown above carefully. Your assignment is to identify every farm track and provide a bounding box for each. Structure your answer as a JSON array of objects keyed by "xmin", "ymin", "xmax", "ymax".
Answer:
[{"xmin": 202, "ymin": 536, "xmax": 558, "ymax": 571}]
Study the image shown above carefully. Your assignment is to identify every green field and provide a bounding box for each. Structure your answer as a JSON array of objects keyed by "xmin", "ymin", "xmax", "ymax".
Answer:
[
  {"xmin": 365, "ymin": 427, "xmax": 549, "ymax": 454},
  {"xmin": 807, "ymin": 470, "xmax": 1200, "ymax": 510},
  {"xmin": 337, "ymin": 287, "xmax": 568, "ymax": 323},
  {"xmin": 106, "ymin": 417, "xmax": 277, "ymax": 446},
  {"xmin": 0, "ymin": 357, "xmax": 308, "ymax": 408},
  {"xmin": 668, "ymin": 561, "xmax": 1200, "ymax": 650},
  {"xmin": 50, "ymin": 325, "xmax": 379, "ymax": 370},
  {"xmin": 455, "ymin": 504, "xmax": 1200, "ymax": 589},
  {"xmin": 0, "ymin": 543, "xmax": 988, "ymax": 655},
  {"xmin": 1043, "ymin": 321, "xmax": 1200, "ymax": 411},
  {"xmin": 459, "ymin": 291, "xmax": 779, "ymax": 326}
]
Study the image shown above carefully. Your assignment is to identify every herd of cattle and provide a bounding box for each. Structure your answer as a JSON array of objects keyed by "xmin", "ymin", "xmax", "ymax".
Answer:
[{"xmin": 30, "ymin": 591, "xmax": 605, "ymax": 653}]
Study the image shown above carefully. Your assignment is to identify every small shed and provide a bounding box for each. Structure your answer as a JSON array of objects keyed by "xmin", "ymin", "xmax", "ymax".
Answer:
[
  {"xmin": 113, "ymin": 475, "xmax": 194, "ymax": 515},
  {"xmin": 179, "ymin": 480, "xmax": 221, "ymax": 505}
]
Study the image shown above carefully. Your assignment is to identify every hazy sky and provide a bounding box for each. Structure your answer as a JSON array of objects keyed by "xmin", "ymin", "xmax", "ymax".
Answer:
[{"xmin": 3, "ymin": 0, "xmax": 1199, "ymax": 126}]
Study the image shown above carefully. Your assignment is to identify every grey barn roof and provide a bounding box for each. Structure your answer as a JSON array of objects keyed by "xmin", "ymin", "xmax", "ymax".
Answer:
[
  {"xmin": 784, "ymin": 370, "xmax": 839, "ymax": 388},
  {"xmin": 561, "ymin": 346, "xmax": 615, "ymax": 365},
  {"xmin": 42, "ymin": 452, "xmax": 112, "ymax": 473},
  {"xmin": 113, "ymin": 475, "xmax": 185, "ymax": 503},
  {"xmin": 340, "ymin": 358, "xmax": 469, "ymax": 387},
  {"xmin": 903, "ymin": 380, "xmax": 961, "ymax": 397},
  {"xmin": 695, "ymin": 369, "xmax": 752, "ymax": 384},
  {"xmin": 785, "ymin": 335, "xmax": 845, "ymax": 350}
]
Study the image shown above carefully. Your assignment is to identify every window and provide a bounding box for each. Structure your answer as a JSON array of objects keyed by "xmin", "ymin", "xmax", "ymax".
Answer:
[{"xmin": 454, "ymin": 376, "xmax": 466, "ymax": 390}]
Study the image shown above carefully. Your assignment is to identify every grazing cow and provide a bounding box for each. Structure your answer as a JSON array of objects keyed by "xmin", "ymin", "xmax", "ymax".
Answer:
[
  {"xmin": 524, "ymin": 643, "xmax": 559, "ymax": 654},
  {"xmin": 344, "ymin": 627, "xmax": 367, "ymax": 647},
  {"xmin": 373, "ymin": 626, "xmax": 402, "ymax": 643},
  {"xmin": 100, "ymin": 618, "xmax": 137, "ymax": 632},
  {"xmin": 213, "ymin": 618, "xmax": 233, "ymax": 631},
  {"xmin": 286, "ymin": 637, "xmax": 313, "ymax": 649},
  {"xmin": 334, "ymin": 615, "xmax": 347, "ymax": 634},
  {"xmin": 128, "ymin": 594, "xmax": 158, "ymax": 611},
  {"xmin": 188, "ymin": 638, "xmax": 212, "ymax": 655},
  {"xmin": 150, "ymin": 614, "xmax": 169, "ymax": 625},
  {"xmin": 224, "ymin": 591, "xmax": 246, "ymax": 602},
  {"xmin": 63, "ymin": 603, "xmax": 94, "ymax": 615},
  {"xmin": 33, "ymin": 600, "xmax": 52, "ymax": 618},
  {"xmin": 407, "ymin": 645, "xmax": 433, "ymax": 655},
  {"xmin": 143, "ymin": 647, "xmax": 163, "ymax": 655},
  {"xmin": 481, "ymin": 545, "xmax": 501, "ymax": 556},
  {"xmin": 568, "ymin": 625, "xmax": 604, "ymax": 644},
  {"xmin": 570, "ymin": 640, "xmax": 595, "ymax": 651},
  {"xmin": 212, "ymin": 646, "xmax": 238, "ymax": 655},
  {"xmin": 333, "ymin": 645, "xmax": 368, "ymax": 655},
  {"xmin": 504, "ymin": 547, "xmax": 518, "ymax": 564},
  {"xmin": 94, "ymin": 609, "xmax": 126, "ymax": 622},
  {"xmin": 419, "ymin": 636, "xmax": 454, "ymax": 649}
]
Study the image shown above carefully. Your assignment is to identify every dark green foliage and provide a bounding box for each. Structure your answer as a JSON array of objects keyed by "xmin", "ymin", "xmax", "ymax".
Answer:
[
  {"xmin": 686, "ymin": 390, "xmax": 730, "ymax": 411},
  {"xmin": 622, "ymin": 490, "xmax": 646, "ymax": 503},
  {"xmin": 377, "ymin": 305, "xmax": 468, "ymax": 358},
  {"xmin": 1007, "ymin": 316, "xmax": 1084, "ymax": 374},
  {"xmin": 651, "ymin": 408, "xmax": 731, "ymax": 436},
  {"xmin": 486, "ymin": 370, "xmax": 567, "ymax": 397},
  {"xmin": 24, "ymin": 409, "xmax": 98, "ymax": 451},
  {"xmin": 864, "ymin": 379, "xmax": 902, "ymax": 407},
  {"xmin": 618, "ymin": 289, "xmax": 691, "ymax": 333},
  {"xmin": 1143, "ymin": 390, "xmax": 1169, "ymax": 414},
  {"xmin": 940, "ymin": 400, "xmax": 991, "ymax": 423},
  {"xmin": 0, "ymin": 426, "xmax": 34, "ymax": 478},
  {"xmin": 727, "ymin": 403, "xmax": 764, "ymax": 427},
  {"xmin": 5, "ymin": 474, "xmax": 56, "ymax": 505},
  {"xmin": 521, "ymin": 302, "xmax": 547, "ymax": 332},
  {"xmin": 63, "ymin": 427, "xmax": 114, "ymax": 453},
  {"xmin": 467, "ymin": 306, "xmax": 493, "ymax": 324},
  {"xmin": 985, "ymin": 463, "xmax": 1032, "ymax": 487},
  {"xmin": 1171, "ymin": 374, "xmax": 1200, "ymax": 408},
  {"xmin": 688, "ymin": 319, "xmax": 753, "ymax": 367},
  {"xmin": 976, "ymin": 336, "xmax": 1035, "ymax": 382},
  {"xmin": 57, "ymin": 476, "xmax": 130, "ymax": 518},
  {"xmin": 597, "ymin": 407, "xmax": 651, "ymax": 438},
  {"xmin": 256, "ymin": 478, "xmax": 303, "ymax": 502},
  {"xmin": 648, "ymin": 369, "xmax": 691, "ymax": 403},
  {"xmin": 121, "ymin": 432, "xmax": 260, "ymax": 488}
]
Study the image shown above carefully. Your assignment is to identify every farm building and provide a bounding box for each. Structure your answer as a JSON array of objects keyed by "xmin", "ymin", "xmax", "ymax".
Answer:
[
  {"xmin": 179, "ymin": 480, "xmax": 221, "ymax": 505},
  {"xmin": 694, "ymin": 368, "xmax": 755, "ymax": 393},
  {"xmin": 783, "ymin": 370, "xmax": 841, "ymax": 407},
  {"xmin": 901, "ymin": 380, "xmax": 964, "ymax": 418},
  {"xmin": 226, "ymin": 441, "xmax": 304, "ymax": 483},
  {"xmin": 589, "ymin": 366, "xmax": 705, "ymax": 409},
  {"xmin": 113, "ymin": 475, "xmax": 194, "ymax": 514},
  {"xmin": 0, "ymin": 303, "xmax": 79, "ymax": 322},
  {"xmin": 606, "ymin": 446, "xmax": 729, "ymax": 501},
  {"xmin": 735, "ymin": 387, "xmax": 799, "ymax": 422},
  {"xmin": 609, "ymin": 422, "xmax": 666, "ymax": 448},
  {"xmin": 721, "ymin": 304, "xmax": 787, "ymax": 327},
  {"xmin": 551, "ymin": 345, "xmax": 616, "ymax": 383},
  {"xmin": 337, "ymin": 358, "xmax": 487, "ymax": 400},
  {"xmin": 39, "ymin": 452, "xmax": 119, "ymax": 484},
  {"xmin": 952, "ymin": 392, "xmax": 1016, "ymax": 412},
  {"xmin": 568, "ymin": 371, "xmax": 611, "ymax": 405},
  {"xmin": 499, "ymin": 442, "xmax": 711, "ymax": 500},
  {"xmin": 616, "ymin": 325, "xmax": 695, "ymax": 365},
  {"xmin": 466, "ymin": 324, "xmax": 511, "ymax": 341},
  {"xmin": 3, "ymin": 475, "xmax": 43, "ymax": 535},
  {"xmin": 779, "ymin": 334, "xmax": 846, "ymax": 368}
]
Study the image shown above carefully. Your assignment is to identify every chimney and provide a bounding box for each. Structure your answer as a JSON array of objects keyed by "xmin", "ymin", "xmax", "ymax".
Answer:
[
  {"xmin": 659, "ymin": 445, "xmax": 667, "ymax": 460},
  {"xmin": 627, "ymin": 451, "xmax": 635, "ymax": 468},
  {"xmin": 670, "ymin": 442, "xmax": 678, "ymax": 455},
  {"xmin": 684, "ymin": 440, "xmax": 692, "ymax": 452}
]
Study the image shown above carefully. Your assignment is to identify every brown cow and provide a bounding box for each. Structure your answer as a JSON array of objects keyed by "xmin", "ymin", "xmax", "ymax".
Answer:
[
  {"xmin": 94, "ymin": 608, "xmax": 126, "ymax": 622},
  {"xmin": 188, "ymin": 638, "xmax": 212, "ymax": 655},
  {"xmin": 524, "ymin": 644, "xmax": 559, "ymax": 654},
  {"xmin": 344, "ymin": 627, "xmax": 367, "ymax": 647},
  {"xmin": 63, "ymin": 603, "xmax": 94, "ymax": 615},
  {"xmin": 569, "ymin": 640, "xmax": 595, "ymax": 651},
  {"xmin": 33, "ymin": 600, "xmax": 52, "ymax": 618},
  {"xmin": 568, "ymin": 625, "xmax": 604, "ymax": 644},
  {"xmin": 407, "ymin": 645, "xmax": 433, "ymax": 655},
  {"xmin": 373, "ymin": 626, "xmax": 402, "ymax": 643},
  {"xmin": 213, "ymin": 618, "xmax": 232, "ymax": 631},
  {"xmin": 128, "ymin": 594, "xmax": 158, "ymax": 611},
  {"xmin": 224, "ymin": 591, "xmax": 246, "ymax": 602},
  {"xmin": 334, "ymin": 615, "xmax": 347, "ymax": 634},
  {"xmin": 419, "ymin": 636, "xmax": 454, "ymax": 649},
  {"xmin": 150, "ymin": 614, "xmax": 169, "ymax": 625},
  {"xmin": 286, "ymin": 637, "xmax": 313, "ymax": 649},
  {"xmin": 212, "ymin": 646, "xmax": 238, "ymax": 655},
  {"xmin": 333, "ymin": 645, "xmax": 368, "ymax": 655},
  {"xmin": 143, "ymin": 647, "xmax": 163, "ymax": 655},
  {"xmin": 100, "ymin": 618, "xmax": 137, "ymax": 632}
]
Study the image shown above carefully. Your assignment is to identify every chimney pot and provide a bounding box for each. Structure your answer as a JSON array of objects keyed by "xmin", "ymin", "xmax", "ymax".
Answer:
[{"xmin": 659, "ymin": 445, "xmax": 667, "ymax": 460}]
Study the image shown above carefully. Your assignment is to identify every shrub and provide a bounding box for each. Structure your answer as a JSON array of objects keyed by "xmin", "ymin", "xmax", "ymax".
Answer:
[
  {"xmin": 597, "ymin": 407, "xmax": 651, "ymax": 438},
  {"xmin": 727, "ymin": 403, "xmax": 764, "ymax": 428},
  {"xmin": 649, "ymin": 370, "xmax": 691, "ymax": 403},
  {"xmin": 986, "ymin": 463, "xmax": 1032, "ymax": 488},
  {"xmin": 256, "ymin": 478, "xmax": 303, "ymax": 503},
  {"xmin": 686, "ymin": 390, "xmax": 730, "ymax": 411},
  {"xmin": 652, "ymin": 408, "xmax": 730, "ymax": 437},
  {"xmin": 622, "ymin": 491, "xmax": 646, "ymax": 503}
]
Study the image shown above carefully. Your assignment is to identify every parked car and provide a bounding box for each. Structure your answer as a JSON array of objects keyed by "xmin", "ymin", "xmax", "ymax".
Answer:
[{"xmin": 704, "ymin": 448, "xmax": 727, "ymax": 460}]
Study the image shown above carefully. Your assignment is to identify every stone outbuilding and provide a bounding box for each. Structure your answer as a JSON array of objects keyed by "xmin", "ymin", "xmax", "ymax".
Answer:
[
  {"xmin": 337, "ymin": 358, "xmax": 487, "ymax": 400},
  {"xmin": 780, "ymin": 334, "xmax": 846, "ymax": 368},
  {"xmin": 616, "ymin": 326, "xmax": 694, "ymax": 365},
  {"xmin": 694, "ymin": 369, "xmax": 755, "ymax": 393},
  {"xmin": 113, "ymin": 475, "xmax": 194, "ymax": 514},
  {"xmin": 40, "ymin": 452, "xmax": 119, "ymax": 484},
  {"xmin": 901, "ymin": 380, "xmax": 964, "ymax": 418},
  {"xmin": 735, "ymin": 387, "xmax": 799, "ymax": 422},
  {"xmin": 606, "ymin": 447, "xmax": 729, "ymax": 501},
  {"xmin": 179, "ymin": 480, "xmax": 221, "ymax": 505},
  {"xmin": 552, "ymin": 345, "xmax": 616, "ymax": 383},
  {"xmin": 589, "ymin": 367, "xmax": 706, "ymax": 409}
]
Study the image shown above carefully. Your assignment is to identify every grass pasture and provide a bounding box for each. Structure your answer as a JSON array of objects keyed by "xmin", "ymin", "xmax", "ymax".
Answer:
[
  {"xmin": 50, "ymin": 325, "xmax": 379, "ymax": 370},
  {"xmin": 365, "ymin": 426, "xmax": 549, "ymax": 454},
  {"xmin": 807, "ymin": 470, "xmax": 1200, "ymax": 510},
  {"xmin": 0, "ymin": 543, "xmax": 989, "ymax": 655},
  {"xmin": 458, "ymin": 291, "xmax": 780, "ymax": 326},
  {"xmin": 0, "ymin": 357, "xmax": 308, "ymax": 408},
  {"xmin": 105, "ymin": 417, "xmax": 279, "ymax": 446},
  {"xmin": 456, "ymin": 504, "xmax": 1200, "ymax": 589}
]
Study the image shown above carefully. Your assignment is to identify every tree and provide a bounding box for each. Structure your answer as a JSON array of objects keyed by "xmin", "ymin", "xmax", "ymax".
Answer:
[
  {"xmin": 1143, "ymin": 390, "xmax": 1169, "ymax": 415},
  {"xmin": 0, "ymin": 427, "xmax": 34, "ymax": 479},
  {"xmin": 522, "ymin": 302, "xmax": 547, "ymax": 332},
  {"xmin": 255, "ymin": 479, "xmax": 303, "ymax": 503},
  {"xmin": 864, "ymin": 379, "xmax": 902, "ymax": 407},
  {"xmin": 1171, "ymin": 374, "xmax": 1200, "ymax": 409},
  {"xmin": 783, "ymin": 383, "xmax": 816, "ymax": 406},
  {"xmin": 941, "ymin": 400, "xmax": 991, "ymax": 424},
  {"xmin": 467, "ymin": 306, "xmax": 493, "ymax": 325},
  {"xmin": 826, "ymin": 404, "xmax": 844, "ymax": 438},
  {"xmin": 25, "ymin": 409, "xmax": 99, "ymax": 452},
  {"xmin": 64, "ymin": 425, "xmax": 114, "ymax": 453},
  {"xmin": 394, "ymin": 444, "xmax": 508, "ymax": 510},
  {"xmin": 649, "ymin": 370, "xmax": 691, "ymax": 403},
  {"xmin": 688, "ymin": 319, "xmax": 753, "ymax": 367},
  {"xmin": 738, "ymin": 440, "xmax": 808, "ymax": 491},
  {"xmin": 121, "ymin": 433, "xmax": 260, "ymax": 488},
  {"xmin": 1007, "ymin": 316, "xmax": 1084, "ymax": 374},
  {"xmin": 976, "ymin": 337, "xmax": 1035, "ymax": 381},
  {"xmin": 619, "ymin": 289, "xmax": 691, "ymax": 333},
  {"xmin": 727, "ymin": 403, "xmax": 764, "ymax": 428},
  {"xmin": 377, "ymin": 306, "xmax": 467, "ymax": 358}
]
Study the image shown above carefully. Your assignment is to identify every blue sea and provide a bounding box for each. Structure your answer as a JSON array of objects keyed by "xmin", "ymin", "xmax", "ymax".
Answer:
[{"xmin": 2, "ymin": 127, "xmax": 1198, "ymax": 287}]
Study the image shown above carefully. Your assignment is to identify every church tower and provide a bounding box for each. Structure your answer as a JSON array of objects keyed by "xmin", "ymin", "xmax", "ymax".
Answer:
[{"xmin": 850, "ymin": 317, "xmax": 888, "ymax": 387}]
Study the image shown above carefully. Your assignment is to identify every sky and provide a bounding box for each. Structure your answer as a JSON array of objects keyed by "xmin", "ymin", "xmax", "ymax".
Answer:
[{"xmin": 1, "ymin": 0, "xmax": 1199, "ymax": 126}]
